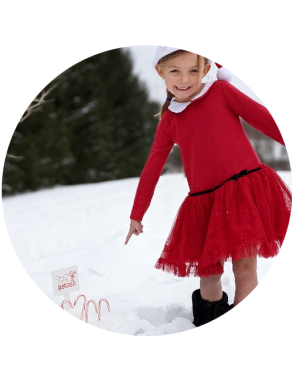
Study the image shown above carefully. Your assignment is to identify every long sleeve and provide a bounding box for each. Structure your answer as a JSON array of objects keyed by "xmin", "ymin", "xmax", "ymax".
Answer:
[
  {"xmin": 224, "ymin": 81, "xmax": 285, "ymax": 146},
  {"xmin": 130, "ymin": 115, "xmax": 175, "ymax": 222}
]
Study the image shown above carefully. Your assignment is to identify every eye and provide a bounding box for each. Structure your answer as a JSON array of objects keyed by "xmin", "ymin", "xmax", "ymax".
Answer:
[
  {"xmin": 170, "ymin": 69, "xmax": 179, "ymax": 73},
  {"xmin": 191, "ymin": 69, "xmax": 198, "ymax": 73}
]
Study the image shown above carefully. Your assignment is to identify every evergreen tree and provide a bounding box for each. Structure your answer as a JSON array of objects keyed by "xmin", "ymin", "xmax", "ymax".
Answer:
[{"xmin": 3, "ymin": 48, "xmax": 161, "ymax": 196}]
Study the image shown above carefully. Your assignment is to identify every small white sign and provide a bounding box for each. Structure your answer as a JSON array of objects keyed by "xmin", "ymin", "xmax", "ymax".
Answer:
[{"xmin": 51, "ymin": 266, "xmax": 80, "ymax": 297}]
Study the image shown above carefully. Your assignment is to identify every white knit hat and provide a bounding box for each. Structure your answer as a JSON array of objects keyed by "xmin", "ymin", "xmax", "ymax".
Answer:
[
  {"xmin": 153, "ymin": 46, "xmax": 233, "ymax": 82},
  {"xmin": 152, "ymin": 46, "xmax": 180, "ymax": 67}
]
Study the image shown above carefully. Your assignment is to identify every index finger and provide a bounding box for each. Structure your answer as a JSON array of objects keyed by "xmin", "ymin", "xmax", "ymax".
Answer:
[{"xmin": 124, "ymin": 230, "xmax": 134, "ymax": 245}]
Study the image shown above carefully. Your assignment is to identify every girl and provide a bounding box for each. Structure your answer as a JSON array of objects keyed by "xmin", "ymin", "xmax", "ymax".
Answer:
[{"xmin": 124, "ymin": 46, "xmax": 292, "ymax": 327}]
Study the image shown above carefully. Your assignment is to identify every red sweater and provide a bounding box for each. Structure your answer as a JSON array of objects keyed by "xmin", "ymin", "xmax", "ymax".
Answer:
[{"xmin": 130, "ymin": 80, "xmax": 285, "ymax": 222}]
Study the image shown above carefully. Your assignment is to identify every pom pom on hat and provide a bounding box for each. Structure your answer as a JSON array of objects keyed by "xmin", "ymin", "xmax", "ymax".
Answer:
[
  {"xmin": 207, "ymin": 59, "xmax": 233, "ymax": 82},
  {"xmin": 214, "ymin": 63, "xmax": 233, "ymax": 82},
  {"xmin": 216, "ymin": 66, "xmax": 233, "ymax": 82}
]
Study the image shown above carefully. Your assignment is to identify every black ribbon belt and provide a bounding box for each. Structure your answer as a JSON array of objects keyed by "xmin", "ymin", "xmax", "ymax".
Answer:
[{"xmin": 188, "ymin": 167, "xmax": 261, "ymax": 197}]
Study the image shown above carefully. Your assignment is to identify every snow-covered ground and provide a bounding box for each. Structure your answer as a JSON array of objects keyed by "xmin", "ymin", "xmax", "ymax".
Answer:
[{"xmin": 2, "ymin": 171, "xmax": 291, "ymax": 335}]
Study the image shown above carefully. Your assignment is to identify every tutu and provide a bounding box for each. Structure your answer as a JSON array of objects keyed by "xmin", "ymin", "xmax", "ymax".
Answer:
[{"xmin": 155, "ymin": 163, "xmax": 292, "ymax": 278}]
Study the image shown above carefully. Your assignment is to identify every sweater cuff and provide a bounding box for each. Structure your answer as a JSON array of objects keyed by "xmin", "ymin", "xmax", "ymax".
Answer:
[{"xmin": 130, "ymin": 210, "xmax": 143, "ymax": 222}]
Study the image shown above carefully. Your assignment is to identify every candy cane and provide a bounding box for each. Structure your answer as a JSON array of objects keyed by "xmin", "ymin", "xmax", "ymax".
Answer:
[
  {"xmin": 61, "ymin": 299, "xmax": 74, "ymax": 310},
  {"xmin": 98, "ymin": 299, "xmax": 110, "ymax": 321},
  {"xmin": 85, "ymin": 300, "xmax": 99, "ymax": 323},
  {"xmin": 74, "ymin": 294, "xmax": 88, "ymax": 321}
]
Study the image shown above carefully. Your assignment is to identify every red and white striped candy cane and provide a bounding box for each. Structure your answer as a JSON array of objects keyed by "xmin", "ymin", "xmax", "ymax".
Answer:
[
  {"xmin": 74, "ymin": 294, "xmax": 88, "ymax": 321},
  {"xmin": 85, "ymin": 300, "xmax": 99, "ymax": 324},
  {"xmin": 61, "ymin": 299, "xmax": 74, "ymax": 310},
  {"xmin": 98, "ymin": 299, "xmax": 110, "ymax": 321}
]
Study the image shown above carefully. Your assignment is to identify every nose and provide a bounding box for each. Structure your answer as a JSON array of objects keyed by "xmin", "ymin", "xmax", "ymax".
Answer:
[{"xmin": 179, "ymin": 73, "xmax": 190, "ymax": 83}]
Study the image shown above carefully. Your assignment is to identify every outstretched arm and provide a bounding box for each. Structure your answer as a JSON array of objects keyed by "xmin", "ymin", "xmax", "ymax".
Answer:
[{"xmin": 224, "ymin": 81, "xmax": 285, "ymax": 146}]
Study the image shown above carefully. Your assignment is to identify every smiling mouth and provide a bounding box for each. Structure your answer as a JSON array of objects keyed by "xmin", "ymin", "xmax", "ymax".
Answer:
[{"xmin": 176, "ymin": 86, "xmax": 191, "ymax": 91}]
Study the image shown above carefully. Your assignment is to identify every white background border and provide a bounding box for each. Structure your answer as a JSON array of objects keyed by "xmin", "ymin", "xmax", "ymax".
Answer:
[{"xmin": 1, "ymin": 1, "xmax": 292, "ymax": 386}]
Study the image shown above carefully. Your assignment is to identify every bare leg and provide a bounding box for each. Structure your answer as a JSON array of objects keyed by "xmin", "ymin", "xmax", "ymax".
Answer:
[
  {"xmin": 200, "ymin": 274, "xmax": 223, "ymax": 302},
  {"xmin": 233, "ymin": 257, "xmax": 258, "ymax": 306}
]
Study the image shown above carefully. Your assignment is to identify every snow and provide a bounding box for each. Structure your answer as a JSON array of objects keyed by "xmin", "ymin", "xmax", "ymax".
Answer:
[{"xmin": 2, "ymin": 171, "xmax": 291, "ymax": 336}]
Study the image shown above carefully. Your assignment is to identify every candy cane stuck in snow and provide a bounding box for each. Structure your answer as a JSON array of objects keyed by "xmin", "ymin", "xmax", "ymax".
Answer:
[
  {"xmin": 61, "ymin": 299, "xmax": 74, "ymax": 310},
  {"xmin": 98, "ymin": 299, "xmax": 111, "ymax": 320},
  {"xmin": 85, "ymin": 299, "xmax": 111, "ymax": 323},
  {"xmin": 74, "ymin": 294, "xmax": 88, "ymax": 321},
  {"xmin": 60, "ymin": 294, "xmax": 110, "ymax": 324}
]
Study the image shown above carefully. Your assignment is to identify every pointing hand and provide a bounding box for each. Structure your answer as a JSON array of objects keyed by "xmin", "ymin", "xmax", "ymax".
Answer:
[{"xmin": 125, "ymin": 220, "xmax": 143, "ymax": 245}]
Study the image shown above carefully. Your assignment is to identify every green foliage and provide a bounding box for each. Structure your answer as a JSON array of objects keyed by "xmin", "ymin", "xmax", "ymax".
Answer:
[{"xmin": 3, "ymin": 48, "xmax": 160, "ymax": 196}]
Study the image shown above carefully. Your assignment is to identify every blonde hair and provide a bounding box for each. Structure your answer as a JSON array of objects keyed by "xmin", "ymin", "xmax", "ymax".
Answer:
[{"xmin": 157, "ymin": 50, "xmax": 209, "ymax": 119}]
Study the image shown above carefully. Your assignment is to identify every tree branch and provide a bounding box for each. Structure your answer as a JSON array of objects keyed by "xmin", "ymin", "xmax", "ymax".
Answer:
[
  {"xmin": 6, "ymin": 83, "xmax": 58, "ymax": 160},
  {"xmin": 19, "ymin": 83, "xmax": 58, "ymax": 122}
]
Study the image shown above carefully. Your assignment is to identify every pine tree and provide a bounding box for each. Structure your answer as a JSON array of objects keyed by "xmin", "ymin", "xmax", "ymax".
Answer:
[{"xmin": 3, "ymin": 48, "xmax": 160, "ymax": 196}]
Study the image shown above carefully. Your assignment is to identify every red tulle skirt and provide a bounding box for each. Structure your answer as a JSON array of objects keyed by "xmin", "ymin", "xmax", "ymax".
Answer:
[{"xmin": 155, "ymin": 163, "xmax": 292, "ymax": 278}]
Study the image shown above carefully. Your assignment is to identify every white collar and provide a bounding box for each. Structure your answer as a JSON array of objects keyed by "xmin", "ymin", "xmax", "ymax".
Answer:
[{"xmin": 168, "ymin": 80, "xmax": 216, "ymax": 113}]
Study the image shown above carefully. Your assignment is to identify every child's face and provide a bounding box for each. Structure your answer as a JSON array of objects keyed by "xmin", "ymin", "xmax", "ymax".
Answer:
[{"xmin": 156, "ymin": 52, "xmax": 211, "ymax": 102}]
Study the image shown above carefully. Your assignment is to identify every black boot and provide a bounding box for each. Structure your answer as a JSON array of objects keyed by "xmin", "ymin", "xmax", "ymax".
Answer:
[{"xmin": 192, "ymin": 289, "xmax": 231, "ymax": 327}]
